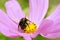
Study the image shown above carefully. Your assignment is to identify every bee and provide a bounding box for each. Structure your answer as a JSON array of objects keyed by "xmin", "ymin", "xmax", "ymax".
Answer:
[
  {"xmin": 18, "ymin": 18, "xmax": 37, "ymax": 33},
  {"xmin": 18, "ymin": 18, "xmax": 29, "ymax": 30}
]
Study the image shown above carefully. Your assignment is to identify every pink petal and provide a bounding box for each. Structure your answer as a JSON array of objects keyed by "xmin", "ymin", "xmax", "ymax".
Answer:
[
  {"xmin": 24, "ymin": 36, "xmax": 31, "ymax": 40},
  {"xmin": 5, "ymin": 0, "xmax": 25, "ymax": 24},
  {"xmin": 18, "ymin": 33, "xmax": 31, "ymax": 40},
  {"xmin": 40, "ymin": 19, "xmax": 60, "ymax": 38},
  {"xmin": 39, "ymin": 19, "xmax": 53, "ymax": 38},
  {"xmin": 29, "ymin": 0, "xmax": 49, "ymax": 27},
  {"xmin": 0, "ymin": 23, "xmax": 19, "ymax": 38},
  {"xmin": 40, "ymin": 4, "xmax": 60, "ymax": 38},
  {"xmin": 0, "ymin": 9, "xmax": 18, "ymax": 30},
  {"xmin": 23, "ymin": 35, "xmax": 31, "ymax": 40},
  {"xmin": 30, "ymin": 28, "xmax": 40, "ymax": 38},
  {"xmin": 0, "ymin": 9, "xmax": 19, "ymax": 38},
  {"xmin": 45, "ymin": 32, "xmax": 60, "ymax": 38}
]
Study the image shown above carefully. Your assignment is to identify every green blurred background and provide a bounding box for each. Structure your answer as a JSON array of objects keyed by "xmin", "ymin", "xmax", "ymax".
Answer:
[{"xmin": 0, "ymin": 0, "xmax": 60, "ymax": 40}]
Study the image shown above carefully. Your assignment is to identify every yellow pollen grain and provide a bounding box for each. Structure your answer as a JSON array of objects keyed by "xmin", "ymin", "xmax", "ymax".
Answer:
[{"xmin": 24, "ymin": 23, "xmax": 37, "ymax": 33}]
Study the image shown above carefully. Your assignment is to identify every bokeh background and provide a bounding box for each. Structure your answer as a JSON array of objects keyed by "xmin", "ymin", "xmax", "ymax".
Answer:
[{"xmin": 0, "ymin": 0, "xmax": 60, "ymax": 40}]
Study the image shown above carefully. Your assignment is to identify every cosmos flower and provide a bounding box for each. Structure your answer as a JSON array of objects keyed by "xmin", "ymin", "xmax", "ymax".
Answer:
[{"xmin": 0, "ymin": 0, "xmax": 60, "ymax": 40}]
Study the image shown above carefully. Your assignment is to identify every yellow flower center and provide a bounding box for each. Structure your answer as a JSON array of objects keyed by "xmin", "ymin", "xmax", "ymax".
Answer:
[
  {"xmin": 24, "ymin": 22, "xmax": 37, "ymax": 33},
  {"xmin": 18, "ymin": 18, "xmax": 37, "ymax": 34}
]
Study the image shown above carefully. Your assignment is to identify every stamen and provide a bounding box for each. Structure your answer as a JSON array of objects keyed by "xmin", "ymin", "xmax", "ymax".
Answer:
[{"xmin": 24, "ymin": 22, "xmax": 37, "ymax": 33}]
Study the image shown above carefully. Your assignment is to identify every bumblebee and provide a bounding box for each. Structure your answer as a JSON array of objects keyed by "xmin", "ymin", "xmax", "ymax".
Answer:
[{"xmin": 18, "ymin": 18, "xmax": 37, "ymax": 33}]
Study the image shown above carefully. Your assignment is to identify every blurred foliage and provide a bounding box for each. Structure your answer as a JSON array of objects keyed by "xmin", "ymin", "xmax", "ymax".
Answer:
[
  {"xmin": 32, "ymin": 35, "xmax": 50, "ymax": 40},
  {"xmin": 18, "ymin": 0, "xmax": 29, "ymax": 9},
  {"xmin": 0, "ymin": 0, "xmax": 7, "ymax": 11},
  {"xmin": 0, "ymin": 0, "xmax": 60, "ymax": 40},
  {"xmin": 0, "ymin": 33, "xmax": 24, "ymax": 40}
]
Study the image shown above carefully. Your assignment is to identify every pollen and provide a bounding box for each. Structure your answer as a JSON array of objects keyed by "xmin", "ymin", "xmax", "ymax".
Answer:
[{"xmin": 24, "ymin": 22, "xmax": 37, "ymax": 33}]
